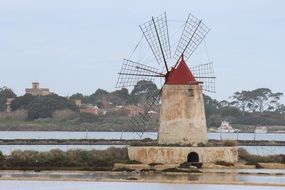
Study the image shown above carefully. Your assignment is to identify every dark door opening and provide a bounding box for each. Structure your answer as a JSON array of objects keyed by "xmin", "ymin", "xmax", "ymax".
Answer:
[
  {"xmin": 187, "ymin": 152, "xmax": 202, "ymax": 168},
  {"xmin": 187, "ymin": 152, "xmax": 199, "ymax": 163}
]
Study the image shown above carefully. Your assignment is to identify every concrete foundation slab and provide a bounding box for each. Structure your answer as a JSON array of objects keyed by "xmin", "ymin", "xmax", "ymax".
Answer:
[{"xmin": 128, "ymin": 146, "xmax": 238, "ymax": 164}]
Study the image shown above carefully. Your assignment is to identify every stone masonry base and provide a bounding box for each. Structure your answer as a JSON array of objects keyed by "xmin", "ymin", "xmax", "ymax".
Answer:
[{"xmin": 128, "ymin": 146, "xmax": 238, "ymax": 164}]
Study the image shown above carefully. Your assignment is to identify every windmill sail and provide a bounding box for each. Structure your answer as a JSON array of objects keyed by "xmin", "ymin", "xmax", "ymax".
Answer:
[
  {"xmin": 191, "ymin": 62, "xmax": 215, "ymax": 93},
  {"xmin": 129, "ymin": 89, "xmax": 161, "ymax": 137},
  {"xmin": 174, "ymin": 13, "xmax": 210, "ymax": 61},
  {"xmin": 117, "ymin": 12, "xmax": 215, "ymax": 137},
  {"xmin": 116, "ymin": 59, "xmax": 163, "ymax": 88},
  {"xmin": 140, "ymin": 12, "xmax": 171, "ymax": 69}
]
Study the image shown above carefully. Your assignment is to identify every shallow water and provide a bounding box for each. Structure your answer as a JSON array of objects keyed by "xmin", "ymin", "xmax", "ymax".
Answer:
[
  {"xmin": 0, "ymin": 170, "xmax": 285, "ymax": 189},
  {"xmin": 0, "ymin": 131, "xmax": 284, "ymax": 141},
  {"xmin": 0, "ymin": 131, "xmax": 157, "ymax": 140},
  {"xmin": 0, "ymin": 181, "xmax": 284, "ymax": 190}
]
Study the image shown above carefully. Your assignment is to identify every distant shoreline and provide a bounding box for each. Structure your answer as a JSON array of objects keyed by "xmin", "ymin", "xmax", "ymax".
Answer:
[
  {"xmin": 0, "ymin": 118, "xmax": 284, "ymax": 133},
  {"xmin": 0, "ymin": 138, "xmax": 285, "ymax": 146},
  {"xmin": 0, "ymin": 129, "xmax": 285, "ymax": 133}
]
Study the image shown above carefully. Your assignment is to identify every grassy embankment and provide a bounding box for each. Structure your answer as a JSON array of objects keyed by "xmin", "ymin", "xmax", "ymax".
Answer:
[
  {"xmin": 0, "ymin": 147, "xmax": 284, "ymax": 171},
  {"xmin": 0, "ymin": 111, "xmax": 159, "ymax": 131},
  {"xmin": 238, "ymin": 148, "xmax": 285, "ymax": 166},
  {"xmin": 0, "ymin": 117, "xmax": 137, "ymax": 131},
  {"xmin": 0, "ymin": 147, "xmax": 132, "ymax": 171},
  {"xmin": 0, "ymin": 118, "xmax": 284, "ymax": 132}
]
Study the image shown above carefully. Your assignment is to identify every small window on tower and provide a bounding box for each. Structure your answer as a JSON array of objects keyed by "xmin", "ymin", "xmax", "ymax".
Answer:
[{"xmin": 188, "ymin": 89, "xmax": 194, "ymax": 97}]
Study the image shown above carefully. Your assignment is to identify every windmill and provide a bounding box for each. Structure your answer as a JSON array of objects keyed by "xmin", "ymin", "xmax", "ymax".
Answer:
[{"xmin": 116, "ymin": 12, "xmax": 215, "ymax": 142}]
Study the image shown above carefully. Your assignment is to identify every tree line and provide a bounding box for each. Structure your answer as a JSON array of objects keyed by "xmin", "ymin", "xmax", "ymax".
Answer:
[
  {"xmin": 0, "ymin": 83, "xmax": 284, "ymax": 126},
  {"xmin": 69, "ymin": 80, "xmax": 158, "ymax": 108},
  {"xmin": 0, "ymin": 81, "xmax": 158, "ymax": 120},
  {"xmin": 205, "ymin": 88, "xmax": 285, "ymax": 127},
  {"xmin": 230, "ymin": 88, "xmax": 284, "ymax": 114}
]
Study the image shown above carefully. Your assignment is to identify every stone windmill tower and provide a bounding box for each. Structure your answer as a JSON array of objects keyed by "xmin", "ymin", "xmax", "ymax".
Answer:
[
  {"xmin": 159, "ymin": 55, "xmax": 209, "ymax": 146},
  {"xmin": 116, "ymin": 12, "xmax": 237, "ymax": 165}
]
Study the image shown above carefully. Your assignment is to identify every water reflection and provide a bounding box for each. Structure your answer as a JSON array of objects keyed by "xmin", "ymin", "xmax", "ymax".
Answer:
[
  {"xmin": 0, "ymin": 170, "xmax": 284, "ymax": 186},
  {"xmin": 0, "ymin": 181, "xmax": 283, "ymax": 190}
]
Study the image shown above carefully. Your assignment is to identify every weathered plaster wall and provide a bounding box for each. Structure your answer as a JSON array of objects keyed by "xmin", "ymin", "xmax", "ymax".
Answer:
[
  {"xmin": 158, "ymin": 85, "xmax": 208, "ymax": 145},
  {"xmin": 128, "ymin": 146, "xmax": 238, "ymax": 164}
]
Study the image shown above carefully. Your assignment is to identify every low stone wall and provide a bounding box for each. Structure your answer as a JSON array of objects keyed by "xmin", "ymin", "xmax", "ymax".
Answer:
[{"xmin": 128, "ymin": 146, "xmax": 238, "ymax": 164}]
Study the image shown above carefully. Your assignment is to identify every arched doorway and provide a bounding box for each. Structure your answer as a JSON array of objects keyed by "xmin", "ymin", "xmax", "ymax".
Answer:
[{"xmin": 187, "ymin": 152, "xmax": 199, "ymax": 163}]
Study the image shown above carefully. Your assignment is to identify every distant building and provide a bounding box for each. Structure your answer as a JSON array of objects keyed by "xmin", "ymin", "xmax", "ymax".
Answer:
[
  {"xmin": 6, "ymin": 98, "xmax": 15, "ymax": 113},
  {"xmin": 112, "ymin": 105, "xmax": 144, "ymax": 117},
  {"xmin": 74, "ymin": 99, "xmax": 82, "ymax": 107},
  {"xmin": 217, "ymin": 121, "xmax": 240, "ymax": 133},
  {"xmin": 80, "ymin": 105, "xmax": 100, "ymax": 115},
  {"xmin": 25, "ymin": 82, "xmax": 50, "ymax": 96},
  {"xmin": 254, "ymin": 126, "xmax": 267, "ymax": 133}
]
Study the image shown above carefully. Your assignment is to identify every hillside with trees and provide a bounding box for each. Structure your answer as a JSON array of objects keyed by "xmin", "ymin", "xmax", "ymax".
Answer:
[
  {"xmin": 0, "ymin": 87, "xmax": 16, "ymax": 111},
  {"xmin": 205, "ymin": 88, "xmax": 285, "ymax": 128},
  {"xmin": 0, "ymin": 82, "xmax": 284, "ymax": 132}
]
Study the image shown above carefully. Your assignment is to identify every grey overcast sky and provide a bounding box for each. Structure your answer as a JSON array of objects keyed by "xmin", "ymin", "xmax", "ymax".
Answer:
[{"xmin": 0, "ymin": 0, "xmax": 285, "ymax": 102}]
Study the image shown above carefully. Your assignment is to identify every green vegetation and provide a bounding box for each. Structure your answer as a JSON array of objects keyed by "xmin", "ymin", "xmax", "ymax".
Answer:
[
  {"xmin": 11, "ymin": 94, "xmax": 78, "ymax": 120},
  {"xmin": 214, "ymin": 160, "xmax": 234, "ymax": 167},
  {"xmin": 196, "ymin": 141, "xmax": 237, "ymax": 147},
  {"xmin": 69, "ymin": 81, "xmax": 159, "ymax": 106},
  {"xmin": 0, "ymin": 116, "xmax": 134, "ymax": 131},
  {"xmin": 10, "ymin": 94, "xmax": 35, "ymax": 111},
  {"xmin": 0, "ymin": 87, "xmax": 16, "ymax": 111},
  {"xmin": 197, "ymin": 142, "xmax": 206, "ymax": 147},
  {"xmin": 206, "ymin": 88, "xmax": 285, "ymax": 128},
  {"xmin": 0, "ymin": 148, "xmax": 129, "ymax": 170},
  {"xmin": 221, "ymin": 140, "xmax": 238, "ymax": 147},
  {"xmin": 0, "ymin": 82, "xmax": 285, "ymax": 131},
  {"xmin": 179, "ymin": 162, "xmax": 193, "ymax": 168},
  {"xmin": 238, "ymin": 148, "xmax": 285, "ymax": 165}
]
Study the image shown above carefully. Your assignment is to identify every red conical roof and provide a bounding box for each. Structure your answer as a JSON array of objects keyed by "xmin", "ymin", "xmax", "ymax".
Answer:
[{"xmin": 166, "ymin": 56, "xmax": 198, "ymax": 85}]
